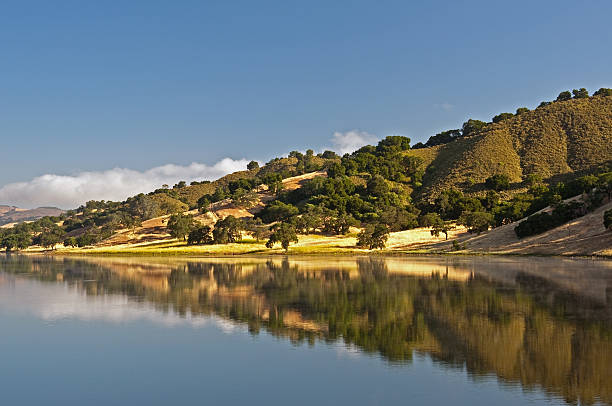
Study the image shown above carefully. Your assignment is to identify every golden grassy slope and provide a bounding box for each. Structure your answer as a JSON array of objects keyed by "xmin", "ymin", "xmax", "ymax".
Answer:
[{"xmin": 407, "ymin": 96, "xmax": 612, "ymax": 198}]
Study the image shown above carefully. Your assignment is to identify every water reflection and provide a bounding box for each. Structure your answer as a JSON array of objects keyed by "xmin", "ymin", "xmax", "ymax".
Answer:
[{"xmin": 1, "ymin": 254, "xmax": 611, "ymax": 405}]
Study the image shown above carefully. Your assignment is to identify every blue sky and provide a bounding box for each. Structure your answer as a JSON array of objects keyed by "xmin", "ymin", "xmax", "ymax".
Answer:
[{"xmin": 1, "ymin": 0, "xmax": 611, "ymax": 207}]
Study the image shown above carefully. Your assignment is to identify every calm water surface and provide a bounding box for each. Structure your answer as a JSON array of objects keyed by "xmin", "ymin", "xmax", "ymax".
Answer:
[{"xmin": 0, "ymin": 255, "xmax": 611, "ymax": 406}]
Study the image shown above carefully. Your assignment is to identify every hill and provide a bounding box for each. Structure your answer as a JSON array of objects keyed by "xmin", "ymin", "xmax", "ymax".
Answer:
[
  {"xmin": 408, "ymin": 95, "xmax": 612, "ymax": 199},
  {"xmin": 1, "ymin": 88, "xmax": 611, "ymax": 255},
  {"xmin": 0, "ymin": 205, "xmax": 64, "ymax": 227}
]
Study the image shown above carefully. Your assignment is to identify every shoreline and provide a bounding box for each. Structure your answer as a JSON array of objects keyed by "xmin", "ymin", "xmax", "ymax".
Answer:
[{"xmin": 9, "ymin": 247, "xmax": 612, "ymax": 260}]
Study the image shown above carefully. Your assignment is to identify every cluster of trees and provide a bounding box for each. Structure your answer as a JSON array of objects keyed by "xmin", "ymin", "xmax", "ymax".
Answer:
[
  {"xmin": 0, "ymin": 216, "xmax": 66, "ymax": 251},
  {"xmin": 0, "ymin": 189, "xmax": 197, "ymax": 251},
  {"xmin": 538, "ymin": 87, "xmax": 611, "ymax": 108},
  {"xmin": 514, "ymin": 175, "xmax": 611, "ymax": 238},
  {"xmin": 196, "ymin": 172, "xmax": 289, "ymax": 213},
  {"xmin": 164, "ymin": 213, "xmax": 299, "ymax": 252},
  {"xmin": 414, "ymin": 87, "xmax": 612, "ymax": 150},
  {"xmin": 515, "ymin": 201, "xmax": 587, "ymax": 238},
  {"xmin": 249, "ymin": 133, "xmax": 610, "ymax": 249},
  {"xmin": 413, "ymin": 119, "xmax": 490, "ymax": 149}
]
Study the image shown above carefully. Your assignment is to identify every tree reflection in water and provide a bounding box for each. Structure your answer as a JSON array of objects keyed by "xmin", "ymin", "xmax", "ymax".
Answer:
[{"xmin": 1, "ymin": 255, "xmax": 611, "ymax": 405}]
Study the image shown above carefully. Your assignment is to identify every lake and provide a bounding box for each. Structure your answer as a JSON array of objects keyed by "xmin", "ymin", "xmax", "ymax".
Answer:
[{"xmin": 0, "ymin": 255, "xmax": 611, "ymax": 405}]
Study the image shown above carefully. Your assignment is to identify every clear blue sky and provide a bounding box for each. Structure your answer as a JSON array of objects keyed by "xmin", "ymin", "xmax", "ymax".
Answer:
[{"xmin": 1, "ymin": 0, "xmax": 611, "ymax": 187}]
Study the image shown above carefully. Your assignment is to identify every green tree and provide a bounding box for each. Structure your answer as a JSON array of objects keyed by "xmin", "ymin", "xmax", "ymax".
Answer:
[
  {"xmin": 1, "ymin": 232, "xmax": 31, "ymax": 251},
  {"xmin": 367, "ymin": 175, "xmax": 389, "ymax": 197},
  {"xmin": 34, "ymin": 219, "xmax": 66, "ymax": 249},
  {"xmin": 515, "ymin": 107, "xmax": 530, "ymax": 115},
  {"xmin": 525, "ymin": 173, "xmax": 543, "ymax": 187},
  {"xmin": 38, "ymin": 228, "xmax": 65, "ymax": 249},
  {"xmin": 461, "ymin": 119, "xmax": 488, "ymax": 137},
  {"xmin": 266, "ymin": 222, "xmax": 298, "ymax": 251},
  {"xmin": 247, "ymin": 160, "xmax": 260, "ymax": 171},
  {"xmin": 213, "ymin": 215, "xmax": 243, "ymax": 244},
  {"xmin": 257, "ymin": 201, "xmax": 298, "ymax": 223},
  {"xmin": 556, "ymin": 91, "xmax": 572, "ymax": 101},
  {"xmin": 420, "ymin": 213, "xmax": 453, "ymax": 240},
  {"xmin": 128, "ymin": 194, "xmax": 160, "ymax": 220},
  {"xmin": 357, "ymin": 223, "xmax": 389, "ymax": 250},
  {"xmin": 593, "ymin": 88, "xmax": 612, "ymax": 97},
  {"xmin": 244, "ymin": 218, "xmax": 269, "ymax": 242},
  {"xmin": 63, "ymin": 237, "xmax": 78, "ymax": 247},
  {"xmin": 492, "ymin": 112, "xmax": 514, "ymax": 123},
  {"xmin": 320, "ymin": 150, "xmax": 339, "ymax": 159},
  {"xmin": 431, "ymin": 221, "xmax": 453, "ymax": 240},
  {"xmin": 197, "ymin": 195, "xmax": 211, "ymax": 213},
  {"xmin": 376, "ymin": 135, "xmax": 411, "ymax": 153},
  {"xmin": 485, "ymin": 174, "xmax": 511, "ymax": 191},
  {"xmin": 572, "ymin": 88, "xmax": 589, "ymax": 99},
  {"xmin": 188, "ymin": 226, "xmax": 213, "ymax": 245},
  {"xmin": 76, "ymin": 233, "xmax": 99, "ymax": 247},
  {"xmin": 167, "ymin": 213, "xmax": 196, "ymax": 241},
  {"xmin": 458, "ymin": 211, "xmax": 493, "ymax": 234}
]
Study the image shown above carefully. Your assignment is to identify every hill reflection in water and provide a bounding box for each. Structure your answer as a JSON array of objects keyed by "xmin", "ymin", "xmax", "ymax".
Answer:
[{"xmin": 1, "ymin": 255, "xmax": 611, "ymax": 405}]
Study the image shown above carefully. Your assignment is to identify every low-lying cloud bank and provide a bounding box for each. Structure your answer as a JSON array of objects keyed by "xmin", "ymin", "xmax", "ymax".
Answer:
[
  {"xmin": 0, "ymin": 131, "xmax": 385, "ymax": 210},
  {"xmin": 331, "ymin": 130, "xmax": 379, "ymax": 155},
  {"xmin": 0, "ymin": 158, "xmax": 249, "ymax": 209}
]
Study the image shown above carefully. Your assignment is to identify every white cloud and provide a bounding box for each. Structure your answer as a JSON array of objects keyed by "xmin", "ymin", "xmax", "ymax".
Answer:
[
  {"xmin": 331, "ymin": 130, "xmax": 379, "ymax": 155},
  {"xmin": 0, "ymin": 158, "xmax": 249, "ymax": 209}
]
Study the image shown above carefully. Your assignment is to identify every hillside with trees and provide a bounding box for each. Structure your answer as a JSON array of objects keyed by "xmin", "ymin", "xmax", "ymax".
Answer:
[
  {"xmin": 1, "ymin": 87, "xmax": 611, "ymax": 255},
  {"xmin": 409, "ymin": 90, "xmax": 612, "ymax": 199}
]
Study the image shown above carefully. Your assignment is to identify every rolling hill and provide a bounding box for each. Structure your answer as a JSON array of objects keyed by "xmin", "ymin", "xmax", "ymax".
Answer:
[
  {"xmin": 408, "ymin": 95, "xmax": 612, "ymax": 199},
  {"xmin": 0, "ymin": 205, "xmax": 65, "ymax": 227},
  {"xmin": 2, "ymin": 88, "xmax": 610, "ymax": 255}
]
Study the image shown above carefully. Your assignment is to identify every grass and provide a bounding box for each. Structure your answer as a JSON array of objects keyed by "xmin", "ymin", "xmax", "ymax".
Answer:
[
  {"xmin": 408, "ymin": 96, "xmax": 612, "ymax": 199},
  {"xmin": 52, "ymin": 233, "xmax": 388, "ymax": 257}
]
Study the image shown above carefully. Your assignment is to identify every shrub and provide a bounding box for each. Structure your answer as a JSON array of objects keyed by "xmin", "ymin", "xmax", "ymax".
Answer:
[
  {"xmin": 593, "ymin": 88, "xmax": 612, "ymax": 97},
  {"xmin": 492, "ymin": 112, "xmax": 514, "ymax": 123},
  {"xmin": 485, "ymin": 174, "xmax": 511, "ymax": 191},
  {"xmin": 516, "ymin": 107, "xmax": 530, "ymax": 115}
]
